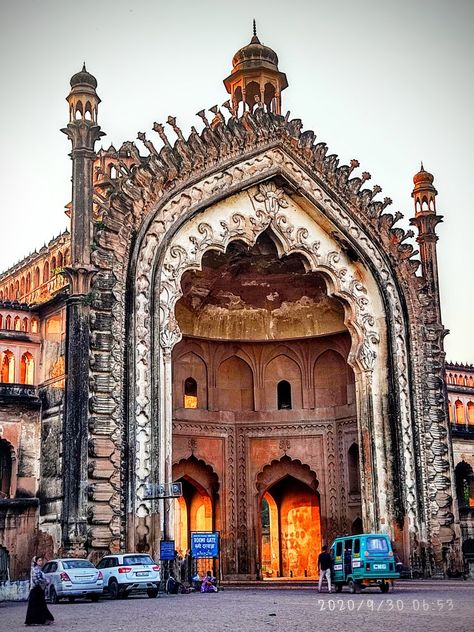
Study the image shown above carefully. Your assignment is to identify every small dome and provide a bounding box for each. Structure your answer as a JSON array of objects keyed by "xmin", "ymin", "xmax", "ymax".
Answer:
[
  {"xmin": 232, "ymin": 31, "xmax": 279, "ymax": 73},
  {"xmin": 413, "ymin": 163, "xmax": 434, "ymax": 186},
  {"xmin": 70, "ymin": 63, "xmax": 97, "ymax": 89}
]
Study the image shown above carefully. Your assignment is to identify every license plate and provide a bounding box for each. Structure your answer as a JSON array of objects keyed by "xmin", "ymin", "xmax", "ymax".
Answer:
[
  {"xmin": 352, "ymin": 561, "xmax": 361, "ymax": 568},
  {"xmin": 76, "ymin": 577, "xmax": 94, "ymax": 583},
  {"xmin": 136, "ymin": 571, "xmax": 149, "ymax": 576},
  {"xmin": 373, "ymin": 564, "xmax": 387, "ymax": 570}
]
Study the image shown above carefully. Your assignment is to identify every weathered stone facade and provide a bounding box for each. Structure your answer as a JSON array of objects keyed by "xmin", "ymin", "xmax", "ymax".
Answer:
[{"xmin": 0, "ymin": 29, "xmax": 471, "ymax": 580}]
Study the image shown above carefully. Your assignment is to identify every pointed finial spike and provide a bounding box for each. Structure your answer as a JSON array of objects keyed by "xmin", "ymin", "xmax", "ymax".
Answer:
[
  {"xmin": 253, "ymin": 19, "xmax": 257, "ymax": 37},
  {"xmin": 420, "ymin": 161, "xmax": 424, "ymax": 171},
  {"xmin": 82, "ymin": 61, "xmax": 86, "ymax": 71}
]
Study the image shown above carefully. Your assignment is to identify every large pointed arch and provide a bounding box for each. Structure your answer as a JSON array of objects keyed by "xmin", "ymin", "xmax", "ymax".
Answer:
[{"xmin": 89, "ymin": 111, "xmax": 452, "ymax": 567}]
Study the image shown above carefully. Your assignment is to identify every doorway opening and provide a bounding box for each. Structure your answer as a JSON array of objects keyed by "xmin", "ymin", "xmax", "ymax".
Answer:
[{"xmin": 260, "ymin": 474, "xmax": 320, "ymax": 579}]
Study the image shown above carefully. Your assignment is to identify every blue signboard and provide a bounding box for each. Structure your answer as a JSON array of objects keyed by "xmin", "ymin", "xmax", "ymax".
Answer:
[
  {"xmin": 191, "ymin": 532, "xmax": 219, "ymax": 558},
  {"xmin": 160, "ymin": 539, "xmax": 175, "ymax": 561}
]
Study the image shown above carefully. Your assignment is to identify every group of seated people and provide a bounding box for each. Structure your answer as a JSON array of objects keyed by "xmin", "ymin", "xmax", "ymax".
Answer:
[{"xmin": 166, "ymin": 570, "xmax": 217, "ymax": 594}]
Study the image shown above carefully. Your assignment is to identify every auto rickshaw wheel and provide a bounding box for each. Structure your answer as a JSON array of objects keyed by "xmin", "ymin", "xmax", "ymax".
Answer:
[
  {"xmin": 335, "ymin": 583, "xmax": 343, "ymax": 593},
  {"xmin": 348, "ymin": 579, "xmax": 361, "ymax": 594},
  {"xmin": 380, "ymin": 581, "xmax": 390, "ymax": 593}
]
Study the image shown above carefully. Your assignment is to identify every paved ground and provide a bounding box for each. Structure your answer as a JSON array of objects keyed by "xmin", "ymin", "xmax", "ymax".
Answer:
[{"xmin": 1, "ymin": 580, "xmax": 473, "ymax": 632}]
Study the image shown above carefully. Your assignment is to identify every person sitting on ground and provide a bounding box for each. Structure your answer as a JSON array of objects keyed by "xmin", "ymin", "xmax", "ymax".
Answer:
[{"xmin": 200, "ymin": 570, "xmax": 217, "ymax": 593}]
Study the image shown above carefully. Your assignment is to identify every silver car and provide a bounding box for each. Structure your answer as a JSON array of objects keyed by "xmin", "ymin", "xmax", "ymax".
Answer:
[{"xmin": 42, "ymin": 558, "xmax": 104, "ymax": 603}]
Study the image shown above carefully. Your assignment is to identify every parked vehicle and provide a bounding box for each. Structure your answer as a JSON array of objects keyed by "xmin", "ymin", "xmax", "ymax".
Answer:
[
  {"xmin": 42, "ymin": 558, "xmax": 103, "ymax": 603},
  {"xmin": 330, "ymin": 533, "xmax": 400, "ymax": 593},
  {"xmin": 96, "ymin": 553, "xmax": 160, "ymax": 599}
]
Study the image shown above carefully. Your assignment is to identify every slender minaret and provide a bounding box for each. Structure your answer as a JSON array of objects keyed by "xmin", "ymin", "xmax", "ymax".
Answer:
[
  {"xmin": 410, "ymin": 164, "xmax": 443, "ymax": 323},
  {"xmin": 410, "ymin": 165, "xmax": 462, "ymax": 574},
  {"xmin": 61, "ymin": 64, "xmax": 104, "ymax": 553}
]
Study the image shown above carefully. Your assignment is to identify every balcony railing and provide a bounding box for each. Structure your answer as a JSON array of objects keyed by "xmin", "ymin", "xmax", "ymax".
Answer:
[
  {"xmin": 0, "ymin": 383, "xmax": 39, "ymax": 399},
  {"xmin": 450, "ymin": 423, "xmax": 474, "ymax": 438},
  {"xmin": 20, "ymin": 274, "xmax": 68, "ymax": 305}
]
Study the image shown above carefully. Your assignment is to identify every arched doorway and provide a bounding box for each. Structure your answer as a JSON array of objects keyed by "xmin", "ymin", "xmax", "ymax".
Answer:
[
  {"xmin": 172, "ymin": 456, "xmax": 219, "ymax": 574},
  {"xmin": 257, "ymin": 457, "xmax": 321, "ymax": 579}
]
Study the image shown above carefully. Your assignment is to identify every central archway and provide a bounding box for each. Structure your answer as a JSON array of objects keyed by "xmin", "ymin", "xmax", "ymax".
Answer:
[{"xmin": 257, "ymin": 457, "xmax": 321, "ymax": 579}]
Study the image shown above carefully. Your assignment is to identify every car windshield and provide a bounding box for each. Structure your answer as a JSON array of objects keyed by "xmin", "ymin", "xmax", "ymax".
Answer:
[
  {"xmin": 62, "ymin": 560, "xmax": 95, "ymax": 569},
  {"xmin": 366, "ymin": 537, "xmax": 389, "ymax": 553},
  {"xmin": 123, "ymin": 555, "xmax": 154, "ymax": 566}
]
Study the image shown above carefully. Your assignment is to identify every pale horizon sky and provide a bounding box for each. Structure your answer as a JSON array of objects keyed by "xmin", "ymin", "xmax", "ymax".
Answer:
[{"xmin": 0, "ymin": 0, "xmax": 473, "ymax": 362}]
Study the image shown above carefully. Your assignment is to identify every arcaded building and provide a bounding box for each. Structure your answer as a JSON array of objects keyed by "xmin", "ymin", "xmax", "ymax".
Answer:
[{"xmin": 1, "ymin": 29, "xmax": 472, "ymax": 580}]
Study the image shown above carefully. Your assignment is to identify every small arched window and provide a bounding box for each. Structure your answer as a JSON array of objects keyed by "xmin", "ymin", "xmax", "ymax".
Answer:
[
  {"xmin": 43, "ymin": 261, "xmax": 50, "ymax": 283},
  {"xmin": 455, "ymin": 461, "xmax": 474, "ymax": 508},
  {"xmin": 448, "ymin": 400, "xmax": 453, "ymax": 423},
  {"xmin": 277, "ymin": 380, "xmax": 292, "ymax": 410},
  {"xmin": 0, "ymin": 315, "xmax": 2, "ymax": 329},
  {"xmin": 184, "ymin": 377, "xmax": 198, "ymax": 409},
  {"xmin": 455, "ymin": 400, "xmax": 465, "ymax": 424},
  {"xmin": 5, "ymin": 315, "xmax": 11, "ymax": 330},
  {"xmin": 14, "ymin": 316, "xmax": 21, "ymax": 331},
  {"xmin": 22, "ymin": 317, "xmax": 29, "ymax": 333},
  {"xmin": 0, "ymin": 439, "xmax": 13, "ymax": 498},
  {"xmin": 348, "ymin": 443, "xmax": 361, "ymax": 494},
  {"xmin": 30, "ymin": 317, "xmax": 39, "ymax": 334},
  {"xmin": 26, "ymin": 273, "xmax": 31, "ymax": 294},
  {"xmin": 468, "ymin": 402, "xmax": 474, "ymax": 425},
  {"xmin": 20, "ymin": 352, "xmax": 34, "ymax": 385},
  {"xmin": 33, "ymin": 267, "xmax": 40, "ymax": 288},
  {"xmin": 1, "ymin": 350, "xmax": 15, "ymax": 383}
]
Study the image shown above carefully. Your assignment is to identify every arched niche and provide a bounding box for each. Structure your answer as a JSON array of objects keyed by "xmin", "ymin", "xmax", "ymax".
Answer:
[{"xmin": 216, "ymin": 355, "xmax": 254, "ymax": 411}]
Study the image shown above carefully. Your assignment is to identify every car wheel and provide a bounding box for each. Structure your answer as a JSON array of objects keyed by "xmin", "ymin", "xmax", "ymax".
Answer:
[
  {"xmin": 348, "ymin": 579, "xmax": 361, "ymax": 594},
  {"xmin": 90, "ymin": 594, "xmax": 100, "ymax": 602},
  {"xmin": 49, "ymin": 587, "xmax": 59, "ymax": 604},
  {"xmin": 109, "ymin": 579, "xmax": 120, "ymax": 600},
  {"xmin": 380, "ymin": 581, "xmax": 390, "ymax": 593},
  {"xmin": 335, "ymin": 583, "xmax": 343, "ymax": 593},
  {"xmin": 147, "ymin": 588, "xmax": 159, "ymax": 598}
]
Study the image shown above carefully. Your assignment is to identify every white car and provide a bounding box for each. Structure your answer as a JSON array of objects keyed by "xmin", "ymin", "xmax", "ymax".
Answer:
[
  {"xmin": 42, "ymin": 558, "xmax": 103, "ymax": 603},
  {"xmin": 96, "ymin": 553, "xmax": 161, "ymax": 599}
]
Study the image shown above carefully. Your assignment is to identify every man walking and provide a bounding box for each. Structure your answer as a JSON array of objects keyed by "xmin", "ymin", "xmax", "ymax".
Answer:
[{"xmin": 318, "ymin": 544, "xmax": 332, "ymax": 593}]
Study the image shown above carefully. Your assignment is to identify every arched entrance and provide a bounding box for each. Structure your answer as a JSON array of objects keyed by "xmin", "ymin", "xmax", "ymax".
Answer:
[
  {"xmin": 172, "ymin": 457, "xmax": 219, "ymax": 573},
  {"xmin": 257, "ymin": 457, "xmax": 321, "ymax": 579}
]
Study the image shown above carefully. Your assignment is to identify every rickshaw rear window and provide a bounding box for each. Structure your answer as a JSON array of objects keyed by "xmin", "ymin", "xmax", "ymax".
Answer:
[{"xmin": 367, "ymin": 537, "xmax": 389, "ymax": 553}]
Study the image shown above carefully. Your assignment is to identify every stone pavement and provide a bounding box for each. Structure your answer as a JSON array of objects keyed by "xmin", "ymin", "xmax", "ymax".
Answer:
[{"xmin": 1, "ymin": 580, "xmax": 473, "ymax": 632}]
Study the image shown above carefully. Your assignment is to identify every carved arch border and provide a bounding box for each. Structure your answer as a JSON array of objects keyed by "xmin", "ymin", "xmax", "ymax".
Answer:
[{"xmin": 130, "ymin": 148, "xmax": 419, "ymax": 540}]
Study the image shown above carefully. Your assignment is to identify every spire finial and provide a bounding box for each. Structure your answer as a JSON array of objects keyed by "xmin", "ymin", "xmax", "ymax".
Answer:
[
  {"xmin": 420, "ymin": 161, "xmax": 424, "ymax": 171},
  {"xmin": 250, "ymin": 18, "xmax": 260, "ymax": 43},
  {"xmin": 82, "ymin": 61, "xmax": 86, "ymax": 72}
]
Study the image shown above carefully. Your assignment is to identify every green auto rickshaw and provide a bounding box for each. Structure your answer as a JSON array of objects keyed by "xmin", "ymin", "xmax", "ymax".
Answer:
[{"xmin": 329, "ymin": 533, "xmax": 400, "ymax": 593}]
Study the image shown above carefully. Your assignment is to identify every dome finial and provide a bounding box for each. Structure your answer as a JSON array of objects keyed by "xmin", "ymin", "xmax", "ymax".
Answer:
[
  {"xmin": 82, "ymin": 61, "xmax": 86, "ymax": 72},
  {"xmin": 251, "ymin": 18, "xmax": 260, "ymax": 43},
  {"xmin": 420, "ymin": 160, "xmax": 424, "ymax": 171}
]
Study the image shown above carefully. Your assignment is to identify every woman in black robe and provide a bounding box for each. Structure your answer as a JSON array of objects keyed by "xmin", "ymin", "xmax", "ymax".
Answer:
[{"xmin": 25, "ymin": 555, "xmax": 55, "ymax": 626}]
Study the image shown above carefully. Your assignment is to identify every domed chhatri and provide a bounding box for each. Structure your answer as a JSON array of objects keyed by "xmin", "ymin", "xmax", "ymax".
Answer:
[
  {"xmin": 70, "ymin": 63, "xmax": 98, "ymax": 89},
  {"xmin": 413, "ymin": 162, "xmax": 435, "ymax": 186},
  {"xmin": 224, "ymin": 21, "xmax": 288, "ymax": 116},
  {"xmin": 231, "ymin": 21, "xmax": 280, "ymax": 73},
  {"xmin": 66, "ymin": 63, "xmax": 100, "ymax": 124}
]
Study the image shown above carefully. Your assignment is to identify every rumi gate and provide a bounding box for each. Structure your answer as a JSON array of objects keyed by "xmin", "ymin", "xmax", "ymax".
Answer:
[{"xmin": 2, "ymin": 25, "xmax": 473, "ymax": 582}]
